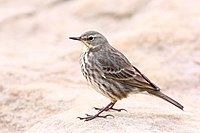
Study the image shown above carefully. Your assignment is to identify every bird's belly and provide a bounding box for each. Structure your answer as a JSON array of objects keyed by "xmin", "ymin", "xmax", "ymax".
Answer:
[
  {"xmin": 81, "ymin": 65, "xmax": 130, "ymax": 101},
  {"xmin": 82, "ymin": 69, "xmax": 112, "ymax": 100}
]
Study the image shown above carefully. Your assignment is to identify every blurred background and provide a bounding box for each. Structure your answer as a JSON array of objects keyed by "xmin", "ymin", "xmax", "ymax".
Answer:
[{"xmin": 0, "ymin": 0, "xmax": 200, "ymax": 132}]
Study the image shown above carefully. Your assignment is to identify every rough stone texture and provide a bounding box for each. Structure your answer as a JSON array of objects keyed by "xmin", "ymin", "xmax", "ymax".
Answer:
[{"xmin": 0, "ymin": 0, "xmax": 200, "ymax": 132}]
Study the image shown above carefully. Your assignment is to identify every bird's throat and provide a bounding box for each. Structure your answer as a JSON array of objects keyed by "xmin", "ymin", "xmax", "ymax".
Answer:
[
  {"xmin": 82, "ymin": 41, "xmax": 96, "ymax": 52},
  {"xmin": 82, "ymin": 44, "xmax": 89, "ymax": 52}
]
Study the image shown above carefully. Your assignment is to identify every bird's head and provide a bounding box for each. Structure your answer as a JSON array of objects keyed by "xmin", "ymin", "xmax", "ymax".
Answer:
[{"xmin": 69, "ymin": 31, "xmax": 109, "ymax": 51}]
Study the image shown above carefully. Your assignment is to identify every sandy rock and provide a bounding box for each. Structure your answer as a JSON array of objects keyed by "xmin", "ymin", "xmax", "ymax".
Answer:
[{"xmin": 0, "ymin": 0, "xmax": 200, "ymax": 132}]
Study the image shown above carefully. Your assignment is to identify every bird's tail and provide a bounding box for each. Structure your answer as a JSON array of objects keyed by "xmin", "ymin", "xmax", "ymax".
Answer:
[{"xmin": 148, "ymin": 90, "xmax": 184, "ymax": 110}]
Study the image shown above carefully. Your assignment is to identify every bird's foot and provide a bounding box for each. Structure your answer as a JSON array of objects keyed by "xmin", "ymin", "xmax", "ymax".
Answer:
[
  {"xmin": 77, "ymin": 102, "xmax": 119, "ymax": 121},
  {"xmin": 93, "ymin": 107, "xmax": 127, "ymax": 112},
  {"xmin": 77, "ymin": 113, "xmax": 114, "ymax": 121}
]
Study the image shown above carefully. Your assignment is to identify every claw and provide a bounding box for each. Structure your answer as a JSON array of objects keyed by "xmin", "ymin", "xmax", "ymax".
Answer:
[
  {"xmin": 110, "ymin": 108, "xmax": 128, "ymax": 112},
  {"xmin": 77, "ymin": 115, "xmax": 94, "ymax": 121},
  {"xmin": 93, "ymin": 107, "xmax": 109, "ymax": 111},
  {"xmin": 93, "ymin": 107, "xmax": 101, "ymax": 110},
  {"xmin": 77, "ymin": 114, "xmax": 114, "ymax": 121},
  {"xmin": 93, "ymin": 107, "xmax": 127, "ymax": 112},
  {"xmin": 102, "ymin": 114, "xmax": 114, "ymax": 118},
  {"xmin": 85, "ymin": 113, "xmax": 90, "ymax": 116},
  {"xmin": 77, "ymin": 117, "xmax": 85, "ymax": 120},
  {"xmin": 78, "ymin": 102, "xmax": 126, "ymax": 121}
]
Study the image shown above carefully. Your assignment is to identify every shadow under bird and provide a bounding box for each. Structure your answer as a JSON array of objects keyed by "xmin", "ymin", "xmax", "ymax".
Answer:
[{"xmin": 69, "ymin": 31, "xmax": 184, "ymax": 121}]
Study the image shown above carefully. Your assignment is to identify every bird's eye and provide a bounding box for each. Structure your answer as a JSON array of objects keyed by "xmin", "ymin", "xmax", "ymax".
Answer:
[{"xmin": 88, "ymin": 35, "xmax": 94, "ymax": 41}]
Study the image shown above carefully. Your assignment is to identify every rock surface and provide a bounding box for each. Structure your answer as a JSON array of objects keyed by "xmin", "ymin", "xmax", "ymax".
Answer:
[{"xmin": 0, "ymin": 0, "xmax": 200, "ymax": 132}]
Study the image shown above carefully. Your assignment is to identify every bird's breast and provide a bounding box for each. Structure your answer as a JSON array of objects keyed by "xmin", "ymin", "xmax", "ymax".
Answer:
[{"xmin": 80, "ymin": 52, "xmax": 92, "ymax": 81}]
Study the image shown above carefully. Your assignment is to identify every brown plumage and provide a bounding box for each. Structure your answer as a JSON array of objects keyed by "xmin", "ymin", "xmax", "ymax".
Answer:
[{"xmin": 69, "ymin": 31, "xmax": 184, "ymax": 121}]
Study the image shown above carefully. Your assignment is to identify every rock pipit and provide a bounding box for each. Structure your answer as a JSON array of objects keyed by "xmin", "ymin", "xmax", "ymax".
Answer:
[{"xmin": 69, "ymin": 31, "xmax": 184, "ymax": 121}]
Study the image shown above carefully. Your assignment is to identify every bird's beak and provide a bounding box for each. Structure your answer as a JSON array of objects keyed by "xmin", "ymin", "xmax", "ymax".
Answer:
[{"xmin": 69, "ymin": 36, "xmax": 81, "ymax": 41}]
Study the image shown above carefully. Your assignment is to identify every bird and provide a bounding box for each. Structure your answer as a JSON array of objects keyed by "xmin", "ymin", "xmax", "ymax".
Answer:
[{"xmin": 69, "ymin": 31, "xmax": 184, "ymax": 121}]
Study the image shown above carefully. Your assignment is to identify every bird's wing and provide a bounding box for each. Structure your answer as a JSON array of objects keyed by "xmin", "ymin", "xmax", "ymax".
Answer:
[
  {"xmin": 96, "ymin": 46, "xmax": 159, "ymax": 91},
  {"xmin": 102, "ymin": 66, "xmax": 160, "ymax": 91}
]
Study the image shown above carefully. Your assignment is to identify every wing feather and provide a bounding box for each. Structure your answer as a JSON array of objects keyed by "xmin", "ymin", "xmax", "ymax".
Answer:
[
  {"xmin": 95, "ymin": 46, "xmax": 159, "ymax": 91},
  {"xmin": 102, "ymin": 66, "xmax": 159, "ymax": 91}
]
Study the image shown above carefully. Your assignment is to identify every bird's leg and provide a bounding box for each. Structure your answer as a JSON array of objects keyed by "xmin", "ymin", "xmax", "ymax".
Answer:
[
  {"xmin": 107, "ymin": 103, "xmax": 128, "ymax": 112},
  {"xmin": 77, "ymin": 102, "xmax": 115, "ymax": 121},
  {"xmin": 94, "ymin": 102, "xmax": 127, "ymax": 112},
  {"xmin": 93, "ymin": 102, "xmax": 113, "ymax": 111}
]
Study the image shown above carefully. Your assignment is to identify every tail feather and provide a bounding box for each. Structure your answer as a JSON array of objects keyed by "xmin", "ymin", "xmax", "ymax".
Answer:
[{"xmin": 148, "ymin": 90, "xmax": 184, "ymax": 110}]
